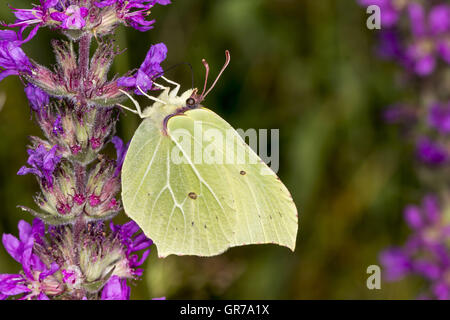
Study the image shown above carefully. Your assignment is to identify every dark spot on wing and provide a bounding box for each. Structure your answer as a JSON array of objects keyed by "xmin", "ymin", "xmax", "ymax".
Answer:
[
  {"xmin": 188, "ymin": 192, "xmax": 197, "ymax": 199},
  {"xmin": 240, "ymin": 170, "xmax": 246, "ymax": 175},
  {"xmin": 204, "ymin": 224, "xmax": 207, "ymax": 229},
  {"xmin": 191, "ymin": 221, "xmax": 194, "ymax": 226}
]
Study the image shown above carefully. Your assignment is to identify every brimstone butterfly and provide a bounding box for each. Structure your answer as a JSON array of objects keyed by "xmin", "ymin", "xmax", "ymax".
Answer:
[{"xmin": 119, "ymin": 51, "xmax": 298, "ymax": 257}]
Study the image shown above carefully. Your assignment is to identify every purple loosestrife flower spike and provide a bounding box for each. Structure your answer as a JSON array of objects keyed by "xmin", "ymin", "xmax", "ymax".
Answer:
[
  {"xmin": 0, "ymin": 0, "xmax": 171, "ymax": 300},
  {"xmin": 359, "ymin": 0, "xmax": 450, "ymax": 300},
  {"xmin": 117, "ymin": 42, "xmax": 167, "ymax": 94},
  {"xmin": 17, "ymin": 145, "xmax": 61, "ymax": 189}
]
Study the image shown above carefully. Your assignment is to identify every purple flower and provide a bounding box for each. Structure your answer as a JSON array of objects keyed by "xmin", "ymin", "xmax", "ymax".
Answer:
[
  {"xmin": 17, "ymin": 144, "xmax": 62, "ymax": 188},
  {"xmin": 50, "ymin": 5, "xmax": 89, "ymax": 30},
  {"xmin": 95, "ymin": 0, "xmax": 171, "ymax": 32},
  {"xmin": 118, "ymin": 43, "xmax": 167, "ymax": 94},
  {"xmin": 7, "ymin": 0, "xmax": 59, "ymax": 39},
  {"xmin": 111, "ymin": 136, "xmax": 130, "ymax": 177},
  {"xmin": 0, "ymin": 32, "xmax": 33, "ymax": 82},
  {"xmin": 0, "ymin": 219, "xmax": 62, "ymax": 300},
  {"xmin": 429, "ymin": 103, "xmax": 450, "ymax": 135},
  {"xmin": 405, "ymin": 3, "xmax": 450, "ymax": 76},
  {"xmin": 380, "ymin": 248, "xmax": 413, "ymax": 281},
  {"xmin": 52, "ymin": 115, "xmax": 64, "ymax": 136},
  {"xmin": 380, "ymin": 195, "xmax": 450, "ymax": 298},
  {"xmin": 24, "ymin": 84, "xmax": 49, "ymax": 113},
  {"xmin": 101, "ymin": 221, "xmax": 154, "ymax": 300},
  {"xmin": 402, "ymin": 197, "xmax": 440, "ymax": 236},
  {"xmin": 101, "ymin": 275, "xmax": 130, "ymax": 300},
  {"xmin": 110, "ymin": 221, "xmax": 152, "ymax": 277},
  {"xmin": 376, "ymin": 30, "xmax": 406, "ymax": 62},
  {"xmin": 416, "ymin": 137, "xmax": 448, "ymax": 165}
]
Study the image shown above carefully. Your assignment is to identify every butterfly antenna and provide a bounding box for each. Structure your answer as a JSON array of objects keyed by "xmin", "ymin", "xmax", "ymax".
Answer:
[
  {"xmin": 200, "ymin": 50, "xmax": 231, "ymax": 100},
  {"xmin": 200, "ymin": 58, "xmax": 210, "ymax": 99}
]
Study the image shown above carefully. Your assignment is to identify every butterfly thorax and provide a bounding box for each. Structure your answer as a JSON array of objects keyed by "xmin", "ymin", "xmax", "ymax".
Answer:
[{"xmin": 144, "ymin": 87, "xmax": 199, "ymax": 134}]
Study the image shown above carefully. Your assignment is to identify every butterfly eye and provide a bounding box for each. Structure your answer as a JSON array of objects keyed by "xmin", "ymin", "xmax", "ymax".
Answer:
[{"xmin": 186, "ymin": 98, "xmax": 196, "ymax": 106}]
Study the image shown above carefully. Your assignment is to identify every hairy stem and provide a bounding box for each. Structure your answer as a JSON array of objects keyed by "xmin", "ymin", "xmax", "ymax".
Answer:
[{"xmin": 78, "ymin": 33, "xmax": 92, "ymax": 102}]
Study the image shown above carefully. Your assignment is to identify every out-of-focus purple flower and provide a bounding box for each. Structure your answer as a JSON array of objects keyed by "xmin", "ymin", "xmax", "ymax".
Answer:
[
  {"xmin": 111, "ymin": 136, "xmax": 130, "ymax": 177},
  {"xmin": 406, "ymin": 3, "xmax": 450, "ymax": 76},
  {"xmin": 404, "ymin": 195, "xmax": 442, "ymax": 232},
  {"xmin": 50, "ymin": 5, "xmax": 89, "ymax": 30},
  {"xmin": 380, "ymin": 248, "xmax": 413, "ymax": 281},
  {"xmin": 383, "ymin": 104, "xmax": 417, "ymax": 124},
  {"xmin": 0, "ymin": 219, "xmax": 62, "ymax": 300},
  {"xmin": 429, "ymin": 103, "xmax": 450, "ymax": 135},
  {"xmin": 110, "ymin": 220, "xmax": 152, "ymax": 277},
  {"xmin": 416, "ymin": 137, "xmax": 448, "ymax": 165},
  {"xmin": 17, "ymin": 145, "xmax": 62, "ymax": 189},
  {"xmin": 24, "ymin": 84, "xmax": 49, "ymax": 113},
  {"xmin": 0, "ymin": 32, "xmax": 33, "ymax": 81},
  {"xmin": 118, "ymin": 43, "xmax": 167, "ymax": 94},
  {"xmin": 380, "ymin": 195, "xmax": 450, "ymax": 299},
  {"xmin": 376, "ymin": 30, "xmax": 407, "ymax": 62},
  {"xmin": 101, "ymin": 275, "xmax": 130, "ymax": 300}
]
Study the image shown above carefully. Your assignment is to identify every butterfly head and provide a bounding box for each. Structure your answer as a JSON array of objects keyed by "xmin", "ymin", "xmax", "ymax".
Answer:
[{"xmin": 184, "ymin": 50, "xmax": 231, "ymax": 109}]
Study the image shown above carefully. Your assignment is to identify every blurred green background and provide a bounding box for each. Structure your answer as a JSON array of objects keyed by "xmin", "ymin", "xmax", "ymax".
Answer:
[{"xmin": 0, "ymin": 0, "xmax": 426, "ymax": 299}]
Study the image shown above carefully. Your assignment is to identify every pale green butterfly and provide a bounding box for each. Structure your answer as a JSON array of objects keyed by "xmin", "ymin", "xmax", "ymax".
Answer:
[{"xmin": 119, "ymin": 51, "xmax": 298, "ymax": 257}]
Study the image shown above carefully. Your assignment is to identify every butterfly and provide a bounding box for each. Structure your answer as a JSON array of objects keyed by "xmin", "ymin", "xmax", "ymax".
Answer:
[{"xmin": 118, "ymin": 51, "xmax": 298, "ymax": 257}]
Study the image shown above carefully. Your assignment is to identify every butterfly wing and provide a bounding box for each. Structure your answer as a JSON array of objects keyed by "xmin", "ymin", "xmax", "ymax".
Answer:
[
  {"xmin": 121, "ymin": 108, "xmax": 298, "ymax": 257},
  {"xmin": 179, "ymin": 108, "xmax": 298, "ymax": 251}
]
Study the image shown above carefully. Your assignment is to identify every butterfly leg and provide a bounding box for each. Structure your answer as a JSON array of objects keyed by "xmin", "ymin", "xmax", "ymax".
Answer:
[
  {"xmin": 137, "ymin": 86, "xmax": 168, "ymax": 105},
  {"xmin": 153, "ymin": 82, "xmax": 168, "ymax": 90},
  {"xmin": 119, "ymin": 89, "xmax": 146, "ymax": 118},
  {"xmin": 161, "ymin": 76, "xmax": 180, "ymax": 96}
]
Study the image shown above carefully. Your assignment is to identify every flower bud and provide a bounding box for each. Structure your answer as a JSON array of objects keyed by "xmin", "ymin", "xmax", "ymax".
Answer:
[{"xmin": 84, "ymin": 157, "xmax": 121, "ymax": 220}]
